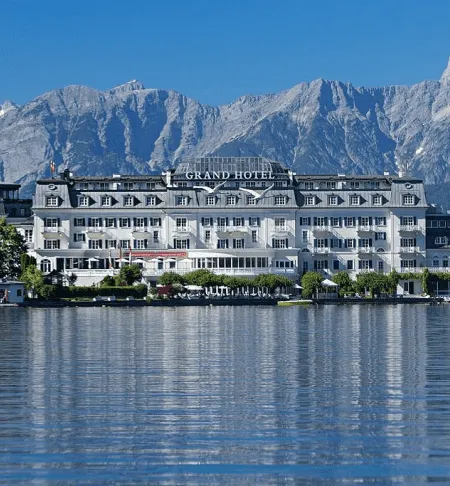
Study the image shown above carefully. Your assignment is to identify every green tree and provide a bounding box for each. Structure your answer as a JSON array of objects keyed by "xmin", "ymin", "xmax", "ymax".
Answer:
[
  {"xmin": 301, "ymin": 271, "xmax": 324, "ymax": 298},
  {"xmin": 355, "ymin": 272, "xmax": 390, "ymax": 298},
  {"xmin": 116, "ymin": 264, "xmax": 142, "ymax": 286},
  {"xmin": 0, "ymin": 217, "xmax": 28, "ymax": 279},
  {"xmin": 184, "ymin": 269, "xmax": 221, "ymax": 287},
  {"xmin": 21, "ymin": 265, "xmax": 45, "ymax": 298},
  {"xmin": 159, "ymin": 271, "xmax": 185, "ymax": 286},
  {"xmin": 20, "ymin": 253, "xmax": 37, "ymax": 273},
  {"xmin": 99, "ymin": 275, "xmax": 116, "ymax": 287},
  {"xmin": 332, "ymin": 272, "xmax": 355, "ymax": 296}
]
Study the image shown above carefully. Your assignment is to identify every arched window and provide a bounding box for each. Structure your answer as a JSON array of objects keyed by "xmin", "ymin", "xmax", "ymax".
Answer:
[
  {"xmin": 376, "ymin": 248, "xmax": 385, "ymax": 253},
  {"xmin": 432, "ymin": 256, "xmax": 440, "ymax": 267},
  {"xmin": 443, "ymin": 256, "xmax": 449, "ymax": 268},
  {"xmin": 40, "ymin": 259, "xmax": 51, "ymax": 273}
]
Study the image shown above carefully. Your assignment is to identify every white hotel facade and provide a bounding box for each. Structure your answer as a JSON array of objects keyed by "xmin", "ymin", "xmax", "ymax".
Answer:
[{"xmin": 31, "ymin": 157, "xmax": 429, "ymax": 286}]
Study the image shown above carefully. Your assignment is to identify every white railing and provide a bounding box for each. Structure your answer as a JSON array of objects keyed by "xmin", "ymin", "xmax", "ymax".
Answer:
[
  {"xmin": 132, "ymin": 226, "xmax": 150, "ymax": 233},
  {"xmin": 313, "ymin": 247, "xmax": 330, "ymax": 254},
  {"xmin": 358, "ymin": 247, "xmax": 376, "ymax": 253},
  {"xmin": 399, "ymin": 225, "xmax": 422, "ymax": 232},
  {"xmin": 216, "ymin": 225, "xmax": 248, "ymax": 233},
  {"xmin": 399, "ymin": 246, "xmax": 420, "ymax": 253},
  {"xmin": 357, "ymin": 225, "xmax": 375, "ymax": 232},
  {"xmin": 43, "ymin": 226, "xmax": 60, "ymax": 233},
  {"xmin": 273, "ymin": 226, "xmax": 292, "ymax": 233},
  {"xmin": 312, "ymin": 225, "xmax": 330, "ymax": 232},
  {"xmin": 87, "ymin": 226, "xmax": 104, "ymax": 233},
  {"xmin": 143, "ymin": 267, "xmax": 297, "ymax": 277}
]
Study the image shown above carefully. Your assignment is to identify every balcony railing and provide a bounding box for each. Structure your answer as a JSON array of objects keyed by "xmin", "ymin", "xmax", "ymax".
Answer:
[
  {"xmin": 132, "ymin": 226, "xmax": 150, "ymax": 233},
  {"xmin": 399, "ymin": 225, "xmax": 422, "ymax": 232},
  {"xmin": 312, "ymin": 225, "xmax": 330, "ymax": 232},
  {"xmin": 87, "ymin": 226, "xmax": 104, "ymax": 233},
  {"xmin": 358, "ymin": 246, "xmax": 376, "ymax": 253},
  {"xmin": 312, "ymin": 247, "xmax": 330, "ymax": 254},
  {"xmin": 357, "ymin": 225, "xmax": 375, "ymax": 232},
  {"xmin": 216, "ymin": 225, "xmax": 248, "ymax": 233},
  {"xmin": 399, "ymin": 246, "xmax": 421, "ymax": 253},
  {"xmin": 43, "ymin": 226, "xmax": 61, "ymax": 233}
]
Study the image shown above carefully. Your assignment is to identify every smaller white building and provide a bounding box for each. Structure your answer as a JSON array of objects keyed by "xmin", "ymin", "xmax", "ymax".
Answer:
[{"xmin": 0, "ymin": 280, "xmax": 25, "ymax": 304}]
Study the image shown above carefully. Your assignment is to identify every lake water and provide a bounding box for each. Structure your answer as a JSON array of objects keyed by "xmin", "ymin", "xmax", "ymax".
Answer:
[{"xmin": 1, "ymin": 304, "xmax": 450, "ymax": 484}]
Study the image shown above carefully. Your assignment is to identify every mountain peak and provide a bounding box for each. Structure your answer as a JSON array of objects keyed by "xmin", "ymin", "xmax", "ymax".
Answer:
[
  {"xmin": 110, "ymin": 80, "xmax": 146, "ymax": 93},
  {"xmin": 440, "ymin": 57, "xmax": 450, "ymax": 83},
  {"xmin": 0, "ymin": 100, "xmax": 18, "ymax": 117}
]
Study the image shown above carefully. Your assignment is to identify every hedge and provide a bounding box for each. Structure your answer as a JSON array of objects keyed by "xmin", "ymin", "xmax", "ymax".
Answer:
[{"xmin": 56, "ymin": 284, "xmax": 148, "ymax": 299}]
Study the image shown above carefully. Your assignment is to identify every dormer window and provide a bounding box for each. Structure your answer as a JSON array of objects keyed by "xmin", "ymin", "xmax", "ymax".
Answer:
[
  {"xmin": 326, "ymin": 182, "xmax": 336, "ymax": 189},
  {"xmin": 101, "ymin": 195, "xmax": 112, "ymax": 207},
  {"xmin": 304, "ymin": 182, "xmax": 314, "ymax": 190},
  {"xmin": 274, "ymin": 196, "xmax": 286, "ymax": 206},
  {"xmin": 146, "ymin": 195, "xmax": 156, "ymax": 206},
  {"xmin": 176, "ymin": 195, "xmax": 188, "ymax": 206},
  {"xmin": 402, "ymin": 194, "xmax": 415, "ymax": 206},
  {"xmin": 78, "ymin": 196, "xmax": 89, "ymax": 207},
  {"xmin": 124, "ymin": 182, "xmax": 134, "ymax": 190},
  {"xmin": 226, "ymin": 195, "xmax": 237, "ymax": 205},
  {"xmin": 328, "ymin": 195, "xmax": 338, "ymax": 206},
  {"xmin": 46, "ymin": 196, "xmax": 59, "ymax": 207},
  {"xmin": 372, "ymin": 194, "xmax": 382, "ymax": 206},
  {"xmin": 350, "ymin": 195, "xmax": 360, "ymax": 206},
  {"xmin": 305, "ymin": 195, "xmax": 315, "ymax": 206},
  {"xmin": 435, "ymin": 237, "xmax": 447, "ymax": 245},
  {"xmin": 124, "ymin": 195, "xmax": 134, "ymax": 207}
]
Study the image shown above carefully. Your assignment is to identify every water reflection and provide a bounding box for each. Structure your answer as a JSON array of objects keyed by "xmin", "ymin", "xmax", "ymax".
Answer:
[{"xmin": 0, "ymin": 305, "xmax": 449, "ymax": 483}]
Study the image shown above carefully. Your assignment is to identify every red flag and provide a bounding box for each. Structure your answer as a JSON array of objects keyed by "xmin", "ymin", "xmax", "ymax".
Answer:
[{"xmin": 50, "ymin": 160, "xmax": 56, "ymax": 174}]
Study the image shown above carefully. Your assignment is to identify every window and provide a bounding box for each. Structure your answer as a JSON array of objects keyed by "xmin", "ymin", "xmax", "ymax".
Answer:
[
  {"xmin": 433, "ymin": 258, "xmax": 440, "ymax": 267},
  {"xmin": 74, "ymin": 218, "xmax": 85, "ymax": 226},
  {"xmin": 347, "ymin": 260, "xmax": 354, "ymax": 270},
  {"xmin": 330, "ymin": 217, "xmax": 341, "ymax": 227},
  {"xmin": 316, "ymin": 217, "xmax": 326, "ymax": 227},
  {"xmin": 360, "ymin": 217, "xmax": 370, "ymax": 227},
  {"xmin": 153, "ymin": 231, "xmax": 160, "ymax": 243},
  {"xmin": 46, "ymin": 196, "xmax": 59, "ymax": 207},
  {"xmin": 124, "ymin": 182, "xmax": 134, "ymax": 190},
  {"xmin": 249, "ymin": 217, "xmax": 260, "ymax": 227},
  {"xmin": 45, "ymin": 218, "xmax": 59, "ymax": 228},
  {"xmin": 345, "ymin": 217, "xmax": 355, "ymax": 227},
  {"xmin": 439, "ymin": 220, "xmax": 447, "ymax": 228},
  {"xmin": 177, "ymin": 182, "xmax": 188, "ymax": 188},
  {"xmin": 134, "ymin": 217, "xmax": 146, "ymax": 228},
  {"xmin": 40, "ymin": 259, "xmax": 51, "ymax": 273},
  {"xmin": 173, "ymin": 239, "xmax": 190, "ymax": 249},
  {"xmin": 315, "ymin": 260, "xmax": 328, "ymax": 270},
  {"xmin": 359, "ymin": 259, "xmax": 372, "ymax": 270},
  {"xmin": 106, "ymin": 239, "xmax": 117, "ymax": 249},
  {"xmin": 333, "ymin": 260, "xmax": 340, "ymax": 270},
  {"xmin": 119, "ymin": 218, "xmax": 130, "ymax": 228},
  {"xmin": 252, "ymin": 230, "xmax": 258, "ymax": 243},
  {"xmin": 89, "ymin": 240, "xmax": 102, "ymax": 249},
  {"xmin": 217, "ymin": 239, "xmax": 229, "ymax": 249},
  {"xmin": 202, "ymin": 217, "xmax": 213, "ymax": 226},
  {"xmin": 226, "ymin": 195, "xmax": 237, "ymax": 205},
  {"xmin": 177, "ymin": 195, "xmax": 188, "ymax": 206},
  {"xmin": 274, "ymin": 196, "xmax": 286, "ymax": 206},
  {"xmin": 124, "ymin": 196, "xmax": 134, "ymax": 207},
  {"xmin": 274, "ymin": 217, "xmax": 286, "ymax": 230},
  {"xmin": 400, "ymin": 216, "xmax": 416, "ymax": 226},
  {"xmin": 350, "ymin": 195, "xmax": 360, "ymax": 206},
  {"xmin": 90, "ymin": 218, "xmax": 101, "ymax": 227},
  {"xmin": 360, "ymin": 238, "xmax": 371, "ymax": 248},
  {"xmin": 134, "ymin": 239, "xmax": 147, "ymax": 249},
  {"xmin": 272, "ymin": 238, "xmax": 288, "ymax": 249},
  {"xmin": 206, "ymin": 196, "xmax": 216, "ymax": 206},
  {"xmin": 305, "ymin": 196, "xmax": 315, "ymax": 206},
  {"xmin": 430, "ymin": 220, "xmax": 438, "ymax": 228},
  {"xmin": 375, "ymin": 232, "xmax": 386, "ymax": 240},
  {"xmin": 176, "ymin": 218, "xmax": 187, "ymax": 231},
  {"xmin": 146, "ymin": 182, "xmax": 156, "ymax": 190},
  {"xmin": 105, "ymin": 218, "xmax": 116, "ymax": 228},
  {"xmin": 120, "ymin": 240, "xmax": 130, "ymax": 249},
  {"xmin": 245, "ymin": 181, "xmax": 256, "ymax": 188},
  {"xmin": 304, "ymin": 182, "xmax": 314, "ymax": 190},
  {"xmin": 327, "ymin": 182, "xmax": 336, "ymax": 189},
  {"xmin": 101, "ymin": 195, "xmax": 112, "ymax": 206},
  {"xmin": 345, "ymin": 239, "xmax": 355, "ymax": 249},
  {"xmin": 372, "ymin": 195, "xmax": 382, "ymax": 206},
  {"xmin": 328, "ymin": 195, "xmax": 338, "ymax": 206},
  {"xmin": 44, "ymin": 239, "xmax": 60, "ymax": 249},
  {"xmin": 247, "ymin": 196, "xmax": 256, "ymax": 205},
  {"xmin": 402, "ymin": 194, "xmax": 415, "ymax": 205},
  {"xmin": 349, "ymin": 181, "xmax": 360, "ymax": 189},
  {"xmin": 375, "ymin": 217, "xmax": 386, "ymax": 226},
  {"xmin": 25, "ymin": 229, "xmax": 33, "ymax": 243},
  {"xmin": 146, "ymin": 195, "xmax": 156, "ymax": 206},
  {"xmin": 300, "ymin": 217, "xmax": 310, "ymax": 226},
  {"xmin": 435, "ymin": 237, "xmax": 447, "ymax": 244},
  {"xmin": 302, "ymin": 230, "xmax": 308, "ymax": 244},
  {"xmin": 401, "ymin": 260, "xmax": 416, "ymax": 269},
  {"xmin": 401, "ymin": 238, "xmax": 416, "ymax": 247},
  {"xmin": 233, "ymin": 239, "xmax": 244, "ymax": 249},
  {"xmin": 204, "ymin": 230, "xmax": 211, "ymax": 243},
  {"xmin": 78, "ymin": 196, "xmax": 89, "ymax": 207},
  {"xmin": 73, "ymin": 233, "xmax": 85, "ymax": 242},
  {"xmin": 378, "ymin": 261, "xmax": 384, "ymax": 272},
  {"xmin": 20, "ymin": 208, "xmax": 26, "ymax": 216},
  {"xmin": 99, "ymin": 182, "xmax": 109, "ymax": 190},
  {"xmin": 150, "ymin": 218, "xmax": 162, "ymax": 227},
  {"xmin": 233, "ymin": 217, "xmax": 244, "ymax": 226},
  {"xmin": 315, "ymin": 238, "xmax": 327, "ymax": 248},
  {"xmin": 80, "ymin": 182, "xmax": 89, "ymax": 190}
]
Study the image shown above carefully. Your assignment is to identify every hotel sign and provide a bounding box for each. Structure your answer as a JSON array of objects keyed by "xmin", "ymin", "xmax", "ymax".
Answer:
[{"xmin": 185, "ymin": 171, "xmax": 276, "ymax": 180}]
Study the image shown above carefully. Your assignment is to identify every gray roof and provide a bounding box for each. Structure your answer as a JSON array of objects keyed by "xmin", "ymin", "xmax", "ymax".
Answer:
[{"xmin": 174, "ymin": 156, "xmax": 287, "ymax": 175}]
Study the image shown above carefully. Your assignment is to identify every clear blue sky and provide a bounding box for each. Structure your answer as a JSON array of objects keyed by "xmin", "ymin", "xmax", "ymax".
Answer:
[{"xmin": 1, "ymin": 0, "xmax": 449, "ymax": 106}]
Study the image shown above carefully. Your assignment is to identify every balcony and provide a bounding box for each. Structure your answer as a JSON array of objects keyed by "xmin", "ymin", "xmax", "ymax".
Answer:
[
  {"xmin": 399, "ymin": 246, "xmax": 421, "ymax": 254},
  {"xmin": 271, "ymin": 225, "xmax": 293, "ymax": 234},
  {"xmin": 173, "ymin": 226, "xmax": 191, "ymax": 234},
  {"xmin": 86, "ymin": 227, "xmax": 105, "ymax": 238},
  {"xmin": 42, "ymin": 226, "xmax": 64, "ymax": 238},
  {"xmin": 132, "ymin": 226, "xmax": 150, "ymax": 235},
  {"xmin": 216, "ymin": 225, "xmax": 249, "ymax": 235},
  {"xmin": 312, "ymin": 225, "xmax": 330, "ymax": 234},
  {"xmin": 312, "ymin": 247, "xmax": 330, "ymax": 254},
  {"xmin": 357, "ymin": 246, "xmax": 376, "ymax": 254},
  {"xmin": 399, "ymin": 225, "xmax": 422, "ymax": 233},
  {"xmin": 357, "ymin": 225, "xmax": 375, "ymax": 233}
]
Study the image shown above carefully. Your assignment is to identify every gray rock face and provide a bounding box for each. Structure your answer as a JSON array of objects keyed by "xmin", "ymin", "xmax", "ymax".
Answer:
[{"xmin": 1, "ymin": 61, "xmax": 450, "ymax": 197}]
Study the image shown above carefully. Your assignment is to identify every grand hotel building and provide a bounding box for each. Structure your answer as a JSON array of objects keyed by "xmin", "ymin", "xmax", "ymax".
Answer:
[{"xmin": 31, "ymin": 157, "xmax": 429, "ymax": 286}]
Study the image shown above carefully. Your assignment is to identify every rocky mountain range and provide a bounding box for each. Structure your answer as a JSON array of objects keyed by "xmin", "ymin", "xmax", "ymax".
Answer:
[{"xmin": 1, "ymin": 60, "xmax": 450, "ymax": 203}]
